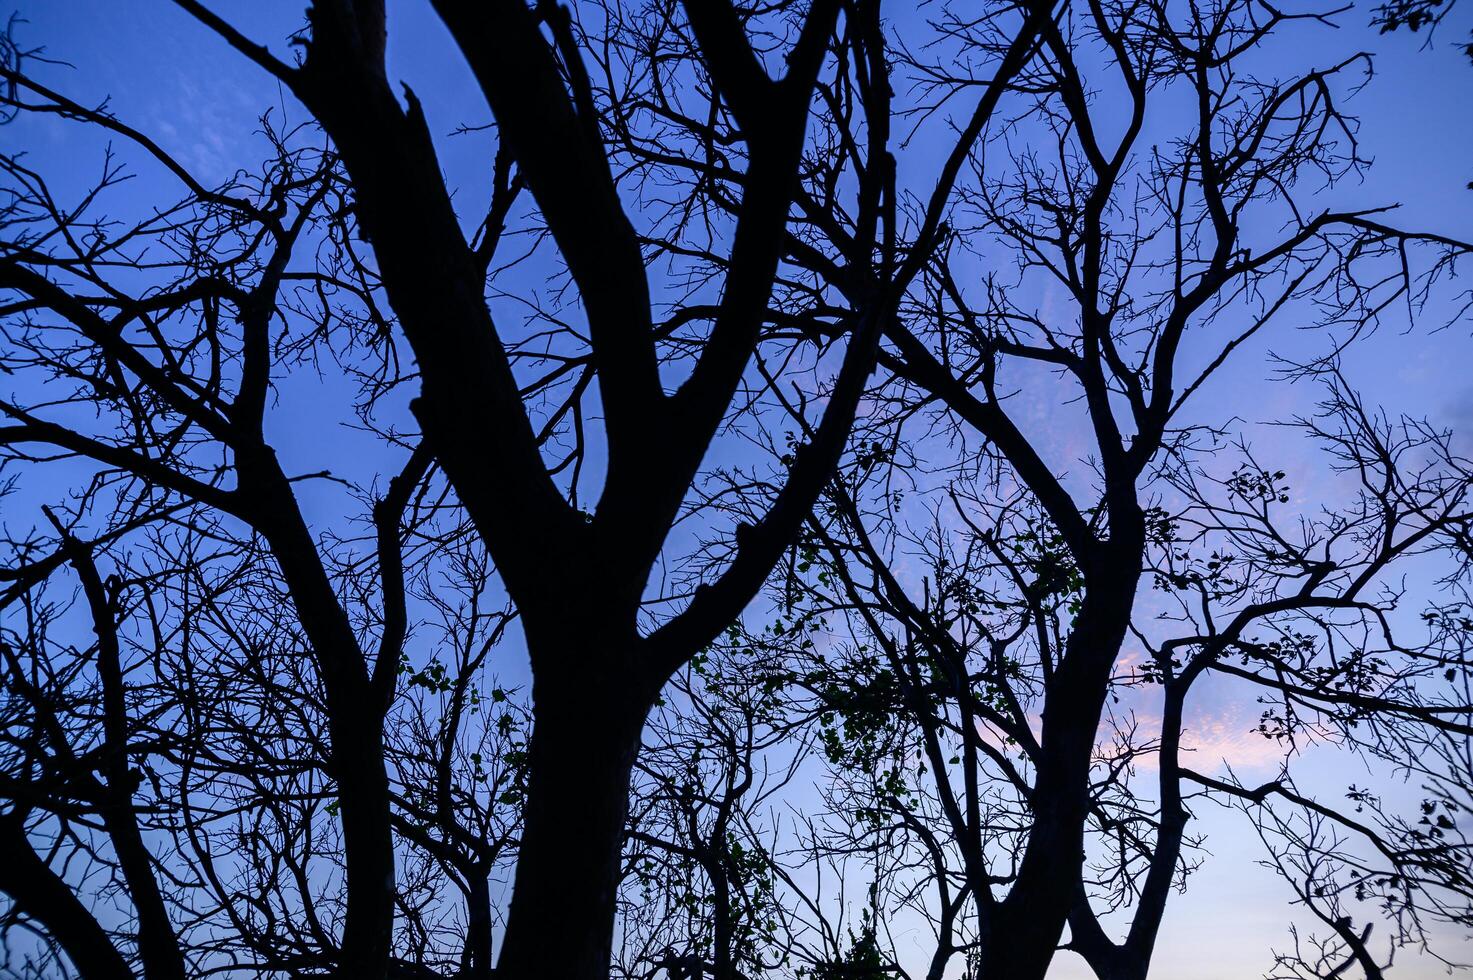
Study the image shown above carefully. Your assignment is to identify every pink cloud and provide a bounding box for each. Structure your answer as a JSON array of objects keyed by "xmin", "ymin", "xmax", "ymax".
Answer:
[{"xmin": 1175, "ymin": 705, "xmax": 1295, "ymax": 773}]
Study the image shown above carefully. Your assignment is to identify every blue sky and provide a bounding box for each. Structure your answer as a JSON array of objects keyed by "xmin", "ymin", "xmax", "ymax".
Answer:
[{"xmin": 6, "ymin": 1, "xmax": 1473, "ymax": 976}]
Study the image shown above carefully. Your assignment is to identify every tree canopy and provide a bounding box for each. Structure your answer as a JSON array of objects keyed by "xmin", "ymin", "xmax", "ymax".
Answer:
[{"xmin": 1, "ymin": 2, "xmax": 1471, "ymax": 979}]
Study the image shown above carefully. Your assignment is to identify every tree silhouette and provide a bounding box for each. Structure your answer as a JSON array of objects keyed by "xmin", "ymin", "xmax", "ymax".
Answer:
[
  {"xmin": 0, "ymin": 1, "xmax": 1046, "ymax": 977},
  {"xmin": 725, "ymin": 0, "xmax": 1473, "ymax": 977},
  {"xmin": 2, "ymin": 2, "xmax": 1470, "ymax": 980}
]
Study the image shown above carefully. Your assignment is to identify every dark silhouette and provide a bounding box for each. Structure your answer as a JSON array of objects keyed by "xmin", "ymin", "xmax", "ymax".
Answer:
[
  {"xmin": 0, "ymin": 1, "xmax": 1043, "ymax": 977},
  {"xmin": 1, "ymin": 2, "xmax": 1469, "ymax": 980},
  {"xmin": 1372, "ymin": 0, "xmax": 1472, "ymax": 62},
  {"xmin": 702, "ymin": 1, "xmax": 1473, "ymax": 977}
]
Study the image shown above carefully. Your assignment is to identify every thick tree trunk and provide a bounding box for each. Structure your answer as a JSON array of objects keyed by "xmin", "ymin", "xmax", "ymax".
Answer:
[
  {"xmin": 710, "ymin": 863, "xmax": 736, "ymax": 980},
  {"xmin": 494, "ymin": 673, "xmax": 648, "ymax": 980},
  {"xmin": 980, "ymin": 734, "xmax": 1103, "ymax": 980},
  {"xmin": 332, "ymin": 712, "xmax": 396, "ymax": 980},
  {"xmin": 465, "ymin": 871, "xmax": 494, "ymax": 980},
  {"xmin": 1084, "ymin": 955, "xmax": 1151, "ymax": 980},
  {"xmin": 978, "ymin": 571, "xmax": 1140, "ymax": 980}
]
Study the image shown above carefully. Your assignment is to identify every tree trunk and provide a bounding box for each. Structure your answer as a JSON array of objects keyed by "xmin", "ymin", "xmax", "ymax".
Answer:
[
  {"xmin": 978, "ymin": 571, "xmax": 1139, "ymax": 980},
  {"xmin": 494, "ymin": 673, "xmax": 648, "ymax": 980},
  {"xmin": 332, "ymin": 712, "xmax": 396, "ymax": 980},
  {"xmin": 980, "ymin": 776, "xmax": 1099, "ymax": 980},
  {"xmin": 465, "ymin": 871, "xmax": 494, "ymax": 980}
]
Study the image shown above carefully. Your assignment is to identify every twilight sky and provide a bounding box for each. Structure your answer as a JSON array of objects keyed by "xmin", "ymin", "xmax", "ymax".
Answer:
[{"xmin": 6, "ymin": 1, "xmax": 1473, "ymax": 976}]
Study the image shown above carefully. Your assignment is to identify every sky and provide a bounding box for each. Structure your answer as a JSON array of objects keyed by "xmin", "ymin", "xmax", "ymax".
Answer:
[{"xmin": 4, "ymin": 0, "xmax": 1473, "ymax": 977}]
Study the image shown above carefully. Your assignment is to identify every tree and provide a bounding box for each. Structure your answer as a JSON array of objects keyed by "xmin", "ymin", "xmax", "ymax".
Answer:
[
  {"xmin": 4, "ymin": 2, "xmax": 1468, "ymax": 979},
  {"xmin": 0, "ymin": 1, "xmax": 1052, "ymax": 977},
  {"xmin": 726, "ymin": 0, "xmax": 1473, "ymax": 977}
]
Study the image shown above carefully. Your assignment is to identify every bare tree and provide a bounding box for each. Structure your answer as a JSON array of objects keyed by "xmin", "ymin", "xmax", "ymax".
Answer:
[
  {"xmin": 732, "ymin": 0, "xmax": 1473, "ymax": 977},
  {"xmin": 5, "ymin": 2, "xmax": 1466, "ymax": 979},
  {"xmin": 0, "ymin": 0, "xmax": 1055, "ymax": 976}
]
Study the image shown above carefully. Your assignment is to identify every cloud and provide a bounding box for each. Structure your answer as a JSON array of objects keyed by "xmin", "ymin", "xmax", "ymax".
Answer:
[
  {"xmin": 1103, "ymin": 694, "xmax": 1299, "ymax": 776},
  {"xmin": 1175, "ymin": 704, "xmax": 1293, "ymax": 773}
]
